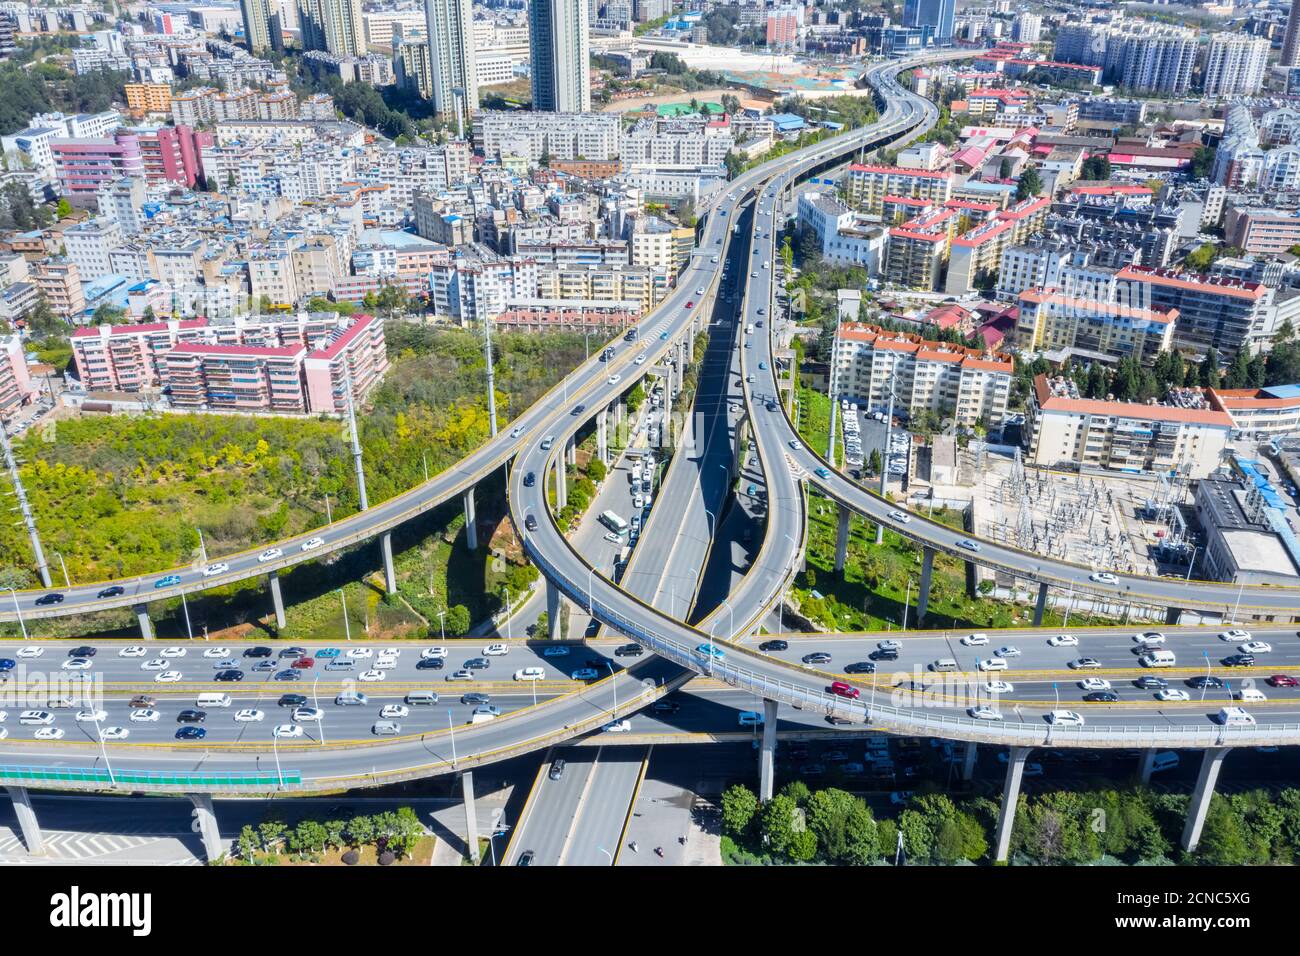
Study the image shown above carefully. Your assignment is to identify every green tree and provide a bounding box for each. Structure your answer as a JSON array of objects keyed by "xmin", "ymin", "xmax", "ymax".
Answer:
[
  {"xmin": 721, "ymin": 784, "xmax": 759, "ymax": 838},
  {"xmin": 758, "ymin": 794, "xmax": 801, "ymax": 857},
  {"xmin": 1198, "ymin": 795, "xmax": 1252, "ymax": 865},
  {"xmin": 289, "ymin": 819, "xmax": 328, "ymax": 855},
  {"xmin": 1199, "ymin": 348, "xmax": 1221, "ymax": 389},
  {"xmin": 445, "ymin": 604, "xmax": 471, "ymax": 636},
  {"xmin": 55, "ymin": 198, "xmax": 72, "ymax": 219},
  {"xmin": 1015, "ymin": 165, "xmax": 1042, "ymax": 200}
]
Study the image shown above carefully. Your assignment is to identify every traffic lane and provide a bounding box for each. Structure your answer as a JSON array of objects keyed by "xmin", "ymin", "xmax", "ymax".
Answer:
[
  {"xmin": 514, "ymin": 747, "xmax": 599, "ymax": 866},
  {"xmin": 564, "ymin": 746, "xmax": 646, "ymax": 865}
]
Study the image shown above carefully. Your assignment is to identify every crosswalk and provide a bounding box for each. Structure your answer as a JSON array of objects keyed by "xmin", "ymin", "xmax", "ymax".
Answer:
[{"xmin": 0, "ymin": 826, "xmax": 202, "ymax": 864}]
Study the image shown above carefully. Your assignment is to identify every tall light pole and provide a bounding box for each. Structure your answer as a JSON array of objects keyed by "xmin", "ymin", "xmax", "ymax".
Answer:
[
  {"xmin": 52, "ymin": 551, "xmax": 70, "ymax": 588},
  {"xmin": 482, "ymin": 316, "xmax": 499, "ymax": 438},
  {"xmin": 271, "ymin": 728, "xmax": 283, "ymax": 790},
  {"xmin": 339, "ymin": 589, "xmax": 351, "ymax": 641},
  {"xmin": 181, "ymin": 590, "xmax": 193, "ymax": 640},
  {"xmin": 438, "ymin": 609, "xmax": 446, "ymax": 641},
  {"xmin": 5, "ymin": 587, "xmax": 26, "ymax": 639},
  {"xmin": 605, "ymin": 661, "xmax": 618, "ymax": 718},
  {"xmin": 197, "ymin": 528, "xmax": 208, "ymax": 565},
  {"xmin": 313, "ymin": 673, "xmax": 326, "ymax": 746},
  {"xmin": 344, "ymin": 365, "xmax": 369, "ymax": 511},
  {"xmin": 876, "ymin": 383, "xmax": 897, "ymax": 545},
  {"xmin": 502, "ymin": 587, "xmax": 512, "ymax": 640}
]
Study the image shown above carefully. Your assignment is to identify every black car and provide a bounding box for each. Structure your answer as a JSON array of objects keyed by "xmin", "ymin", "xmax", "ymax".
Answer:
[
  {"xmin": 759, "ymin": 640, "xmax": 789, "ymax": 652},
  {"xmin": 869, "ymin": 648, "xmax": 899, "ymax": 662},
  {"xmin": 582, "ymin": 658, "xmax": 604, "ymax": 671},
  {"xmin": 516, "ymin": 850, "xmax": 535, "ymax": 866},
  {"xmin": 461, "ymin": 693, "xmax": 490, "ymax": 706},
  {"xmin": 274, "ymin": 669, "xmax": 301, "ymax": 681},
  {"xmin": 416, "ymin": 657, "xmax": 445, "ymax": 670},
  {"xmin": 571, "ymin": 404, "xmax": 586, "ymax": 416},
  {"xmin": 1133, "ymin": 676, "xmax": 1168, "ymax": 690},
  {"xmin": 1187, "ymin": 675, "xmax": 1226, "ymax": 689},
  {"xmin": 549, "ymin": 759, "xmax": 566, "ymax": 781},
  {"xmin": 97, "ymin": 585, "xmax": 125, "ymax": 599},
  {"xmin": 802, "ymin": 652, "xmax": 832, "ymax": 665},
  {"xmin": 244, "ymin": 646, "xmax": 273, "ymax": 658},
  {"xmin": 615, "ymin": 643, "xmax": 644, "ymax": 658},
  {"xmin": 175, "ymin": 726, "xmax": 207, "ymax": 740},
  {"xmin": 214, "ymin": 669, "xmax": 244, "ymax": 682},
  {"xmin": 35, "ymin": 593, "xmax": 64, "ymax": 606},
  {"xmin": 278, "ymin": 694, "xmax": 307, "ymax": 707},
  {"xmin": 1083, "ymin": 691, "xmax": 1119, "ymax": 703},
  {"xmin": 176, "ymin": 709, "xmax": 207, "ymax": 723},
  {"xmin": 524, "ymin": 514, "xmax": 538, "ymax": 532},
  {"xmin": 465, "ymin": 658, "xmax": 489, "ymax": 670},
  {"xmin": 1222, "ymin": 654, "xmax": 1256, "ymax": 668},
  {"xmin": 279, "ymin": 647, "xmax": 307, "ymax": 659},
  {"xmin": 69, "ymin": 646, "xmax": 96, "ymax": 657},
  {"xmin": 650, "ymin": 700, "xmax": 680, "ymax": 715},
  {"xmin": 523, "ymin": 471, "xmax": 536, "ymax": 487},
  {"xmin": 844, "ymin": 661, "xmax": 877, "ymax": 674}
]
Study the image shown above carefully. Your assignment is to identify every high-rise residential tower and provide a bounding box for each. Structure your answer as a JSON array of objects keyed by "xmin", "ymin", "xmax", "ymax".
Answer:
[
  {"xmin": 240, "ymin": 0, "xmax": 283, "ymax": 52},
  {"xmin": 296, "ymin": 0, "xmax": 364, "ymax": 57},
  {"xmin": 529, "ymin": 0, "xmax": 590, "ymax": 112},
  {"xmin": 424, "ymin": 0, "xmax": 477, "ymax": 127}
]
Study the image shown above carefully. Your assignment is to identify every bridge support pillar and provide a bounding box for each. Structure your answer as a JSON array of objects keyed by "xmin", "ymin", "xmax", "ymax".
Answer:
[
  {"xmin": 546, "ymin": 579, "xmax": 562, "ymax": 641},
  {"xmin": 566, "ymin": 436, "xmax": 577, "ymax": 467},
  {"xmin": 597, "ymin": 409, "xmax": 608, "ymax": 467},
  {"xmin": 268, "ymin": 571, "xmax": 286, "ymax": 632},
  {"xmin": 1165, "ymin": 606, "xmax": 1181, "ymax": 626},
  {"xmin": 134, "ymin": 604, "xmax": 153, "ymax": 640},
  {"xmin": 462, "ymin": 770, "xmax": 480, "ymax": 864},
  {"xmin": 917, "ymin": 547, "xmax": 935, "ymax": 624},
  {"xmin": 685, "ymin": 329, "xmax": 694, "ymax": 364},
  {"xmin": 962, "ymin": 741, "xmax": 978, "ymax": 782},
  {"xmin": 463, "ymin": 488, "xmax": 478, "ymax": 551},
  {"xmin": 381, "ymin": 532, "xmax": 397, "ymax": 595},
  {"xmin": 994, "ymin": 746, "xmax": 1032, "ymax": 863},
  {"xmin": 965, "ymin": 560, "xmax": 978, "ymax": 600},
  {"xmin": 758, "ymin": 699, "xmax": 779, "ymax": 801},
  {"xmin": 1182, "ymin": 749, "xmax": 1228, "ymax": 853},
  {"xmin": 1033, "ymin": 581, "xmax": 1050, "ymax": 627},
  {"xmin": 833, "ymin": 506, "xmax": 850, "ymax": 574},
  {"xmin": 188, "ymin": 793, "xmax": 224, "ymax": 862},
  {"xmin": 1138, "ymin": 748, "xmax": 1157, "ymax": 784},
  {"xmin": 554, "ymin": 455, "xmax": 567, "ymax": 510},
  {"xmin": 6, "ymin": 786, "xmax": 42, "ymax": 855}
]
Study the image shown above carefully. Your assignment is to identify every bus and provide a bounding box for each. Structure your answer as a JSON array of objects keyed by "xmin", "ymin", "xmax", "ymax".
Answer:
[{"xmin": 599, "ymin": 510, "xmax": 629, "ymax": 536}]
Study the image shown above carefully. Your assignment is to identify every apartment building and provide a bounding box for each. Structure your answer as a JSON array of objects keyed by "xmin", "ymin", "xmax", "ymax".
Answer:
[
  {"xmin": 832, "ymin": 322, "xmax": 1013, "ymax": 428},
  {"xmin": 1015, "ymin": 288, "xmax": 1177, "ymax": 364},
  {"xmin": 944, "ymin": 195, "xmax": 1050, "ymax": 295},
  {"xmin": 164, "ymin": 343, "xmax": 310, "ymax": 412},
  {"xmin": 844, "ymin": 163, "xmax": 952, "ymax": 215},
  {"xmin": 31, "ymin": 260, "xmax": 86, "ymax": 318},
  {"xmin": 1212, "ymin": 384, "xmax": 1300, "ymax": 437},
  {"xmin": 302, "ymin": 313, "xmax": 389, "ymax": 413},
  {"xmin": 1026, "ymin": 374, "xmax": 1231, "ymax": 478},
  {"xmin": 1223, "ymin": 207, "xmax": 1300, "ymax": 257},
  {"xmin": 886, "ymin": 207, "xmax": 958, "ymax": 290},
  {"xmin": 124, "ymin": 83, "xmax": 174, "ymax": 119},
  {"xmin": 0, "ymin": 336, "xmax": 35, "ymax": 421},
  {"xmin": 1115, "ymin": 265, "xmax": 1275, "ymax": 356},
  {"xmin": 477, "ymin": 111, "xmax": 620, "ymax": 163}
]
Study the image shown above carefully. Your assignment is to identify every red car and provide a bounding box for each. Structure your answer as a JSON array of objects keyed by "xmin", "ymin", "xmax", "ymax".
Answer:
[
  {"xmin": 685, "ymin": 301, "xmax": 694, "ymax": 308},
  {"xmin": 829, "ymin": 681, "xmax": 860, "ymax": 700},
  {"xmin": 1267, "ymin": 675, "xmax": 1298, "ymax": 687},
  {"xmin": 291, "ymin": 657, "xmax": 314, "ymax": 669}
]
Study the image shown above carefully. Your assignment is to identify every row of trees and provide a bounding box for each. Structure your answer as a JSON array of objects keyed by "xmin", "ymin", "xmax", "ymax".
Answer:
[
  {"xmin": 0, "ymin": 62, "xmax": 127, "ymax": 136},
  {"xmin": 235, "ymin": 807, "xmax": 425, "ymax": 864}
]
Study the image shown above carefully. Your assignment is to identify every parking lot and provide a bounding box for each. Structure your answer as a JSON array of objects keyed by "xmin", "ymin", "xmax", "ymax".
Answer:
[{"xmin": 839, "ymin": 400, "xmax": 909, "ymax": 482}]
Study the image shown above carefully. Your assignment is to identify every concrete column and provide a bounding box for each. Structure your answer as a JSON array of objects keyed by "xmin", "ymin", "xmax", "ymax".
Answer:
[
  {"xmin": 833, "ymin": 506, "xmax": 850, "ymax": 574},
  {"xmin": 994, "ymin": 746, "xmax": 1032, "ymax": 863},
  {"xmin": 1033, "ymin": 581, "xmax": 1049, "ymax": 627},
  {"xmin": 965, "ymin": 560, "xmax": 978, "ymax": 600},
  {"xmin": 6, "ymin": 786, "xmax": 42, "ymax": 855},
  {"xmin": 1182, "ymin": 749, "xmax": 1229, "ymax": 853},
  {"xmin": 462, "ymin": 770, "xmax": 480, "ymax": 864},
  {"xmin": 546, "ymin": 579, "xmax": 562, "ymax": 641},
  {"xmin": 555, "ymin": 455, "xmax": 567, "ymax": 509},
  {"xmin": 1138, "ymin": 748, "xmax": 1157, "ymax": 784},
  {"xmin": 962, "ymin": 741, "xmax": 978, "ymax": 782},
  {"xmin": 134, "ymin": 604, "xmax": 153, "ymax": 640},
  {"xmin": 463, "ymin": 488, "xmax": 478, "ymax": 551},
  {"xmin": 188, "ymin": 793, "xmax": 224, "ymax": 862},
  {"xmin": 917, "ymin": 546, "xmax": 935, "ymax": 624},
  {"xmin": 1165, "ymin": 606, "xmax": 1181, "ymax": 626},
  {"xmin": 685, "ymin": 328, "xmax": 695, "ymax": 363},
  {"xmin": 566, "ymin": 436, "xmax": 577, "ymax": 467},
  {"xmin": 597, "ymin": 410, "xmax": 608, "ymax": 467},
  {"xmin": 758, "ymin": 698, "xmax": 779, "ymax": 801},
  {"xmin": 380, "ymin": 532, "xmax": 397, "ymax": 595},
  {"xmin": 268, "ymin": 571, "xmax": 286, "ymax": 632}
]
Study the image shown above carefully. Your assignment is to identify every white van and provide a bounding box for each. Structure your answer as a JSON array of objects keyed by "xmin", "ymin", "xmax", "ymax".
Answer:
[
  {"xmin": 513, "ymin": 667, "xmax": 545, "ymax": 682},
  {"xmin": 1218, "ymin": 706, "xmax": 1256, "ymax": 726},
  {"xmin": 738, "ymin": 710, "xmax": 765, "ymax": 727},
  {"xmin": 1235, "ymin": 687, "xmax": 1268, "ymax": 703},
  {"xmin": 977, "ymin": 658, "xmax": 1007, "ymax": 672},
  {"xmin": 1139, "ymin": 649, "xmax": 1176, "ymax": 668},
  {"xmin": 404, "ymin": 691, "xmax": 439, "ymax": 705},
  {"xmin": 929, "ymin": 658, "xmax": 959, "ymax": 672},
  {"xmin": 372, "ymin": 720, "xmax": 402, "ymax": 736},
  {"xmin": 335, "ymin": 691, "xmax": 368, "ymax": 706},
  {"xmin": 197, "ymin": 693, "xmax": 232, "ymax": 708}
]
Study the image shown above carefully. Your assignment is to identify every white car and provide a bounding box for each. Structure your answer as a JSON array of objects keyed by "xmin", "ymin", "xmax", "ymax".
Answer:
[
  {"xmin": 34, "ymin": 727, "xmax": 65, "ymax": 740},
  {"xmin": 301, "ymin": 537, "xmax": 325, "ymax": 552},
  {"xmin": 603, "ymin": 532, "xmax": 621, "ymax": 544},
  {"xmin": 372, "ymin": 656, "xmax": 398, "ymax": 670},
  {"xmin": 607, "ymin": 375, "xmax": 621, "ymax": 385},
  {"xmin": 421, "ymin": 647, "xmax": 447, "ymax": 660},
  {"xmin": 1156, "ymin": 689, "xmax": 1190, "ymax": 702},
  {"xmin": 129, "ymin": 709, "xmax": 160, "ymax": 722},
  {"xmin": 18, "ymin": 711, "xmax": 53, "ymax": 725},
  {"xmin": 140, "ymin": 659, "xmax": 167, "ymax": 671},
  {"xmin": 513, "ymin": 667, "xmax": 545, "ymax": 681},
  {"xmin": 984, "ymin": 681, "xmax": 1014, "ymax": 694},
  {"xmin": 483, "ymin": 644, "xmax": 509, "ymax": 656},
  {"xmin": 635, "ymin": 354, "xmax": 647, "ymax": 366},
  {"xmin": 877, "ymin": 640, "xmax": 901, "ymax": 652},
  {"xmin": 155, "ymin": 671, "xmax": 183, "ymax": 683},
  {"xmin": 1048, "ymin": 634, "xmax": 1078, "ymax": 647},
  {"xmin": 961, "ymin": 633, "xmax": 989, "ymax": 647},
  {"xmin": 1089, "ymin": 571, "xmax": 1118, "ymax": 584},
  {"xmin": 61, "ymin": 658, "xmax": 93, "ymax": 670},
  {"xmin": 76, "ymin": 709, "xmax": 107, "ymax": 722},
  {"xmin": 379, "ymin": 705, "xmax": 409, "ymax": 719},
  {"xmin": 788, "ymin": 440, "xmax": 802, "ymax": 451},
  {"xmin": 202, "ymin": 563, "xmax": 229, "ymax": 577},
  {"xmin": 346, "ymin": 647, "xmax": 373, "ymax": 659},
  {"xmin": 1079, "ymin": 678, "xmax": 1112, "ymax": 692},
  {"xmin": 978, "ymin": 658, "xmax": 1007, "ymax": 672},
  {"xmin": 202, "ymin": 647, "xmax": 231, "ymax": 659},
  {"xmin": 273, "ymin": 723, "xmax": 304, "ymax": 738},
  {"xmin": 293, "ymin": 707, "xmax": 324, "ymax": 721},
  {"xmin": 1219, "ymin": 629, "xmax": 1251, "ymax": 642},
  {"xmin": 258, "ymin": 548, "xmax": 283, "ymax": 563},
  {"xmin": 99, "ymin": 727, "xmax": 129, "ymax": 740},
  {"xmin": 160, "ymin": 646, "xmax": 187, "ymax": 658},
  {"xmin": 887, "ymin": 510, "xmax": 910, "ymax": 524},
  {"xmin": 602, "ymin": 719, "xmax": 632, "ymax": 733},
  {"xmin": 1241, "ymin": 641, "xmax": 1273, "ymax": 654},
  {"xmin": 1133, "ymin": 632, "xmax": 1164, "ymax": 646},
  {"xmin": 510, "ymin": 426, "xmax": 524, "ymax": 439},
  {"xmin": 16, "ymin": 646, "xmax": 43, "ymax": 659},
  {"xmin": 1046, "ymin": 710, "xmax": 1085, "ymax": 726},
  {"xmin": 234, "ymin": 709, "xmax": 264, "ymax": 722},
  {"xmin": 118, "ymin": 645, "xmax": 147, "ymax": 658},
  {"xmin": 358, "ymin": 670, "xmax": 385, "ymax": 682},
  {"xmin": 994, "ymin": 646, "xmax": 1021, "ymax": 658},
  {"xmin": 968, "ymin": 705, "xmax": 1003, "ymax": 721}
]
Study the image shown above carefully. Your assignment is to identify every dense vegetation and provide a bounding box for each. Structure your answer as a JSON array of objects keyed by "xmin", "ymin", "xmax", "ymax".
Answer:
[
  {"xmin": 235, "ymin": 807, "xmax": 427, "ymax": 864},
  {"xmin": 0, "ymin": 62, "xmax": 127, "ymax": 136}
]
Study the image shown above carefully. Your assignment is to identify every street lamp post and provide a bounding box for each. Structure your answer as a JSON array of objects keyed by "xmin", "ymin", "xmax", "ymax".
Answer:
[
  {"xmin": 197, "ymin": 528, "xmax": 207, "ymax": 566},
  {"xmin": 5, "ymin": 588, "xmax": 26, "ymax": 639},
  {"xmin": 181, "ymin": 590, "xmax": 193, "ymax": 640},
  {"xmin": 313, "ymin": 673, "xmax": 326, "ymax": 747},
  {"xmin": 339, "ymin": 589, "xmax": 350, "ymax": 641},
  {"xmin": 502, "ymin": 587, "xmax": 512, "ymax": 641},
  {"xmin": 52, "ymin": 551, "xmax": 70, "ymax": 588},
  {"xmin": 438, "ymin": 609, "xmax": 446, "ymax": 641},
  {"xmin": 448, "ymin": 710, "xmax": 457, "ymax": 767},
  {"xmin": 272, "ymin": 729, "xmax": 283, "ymax": 790},
  {"xmin": 606, "ymin": 661, "xmax": 617, "ymax": 718}
]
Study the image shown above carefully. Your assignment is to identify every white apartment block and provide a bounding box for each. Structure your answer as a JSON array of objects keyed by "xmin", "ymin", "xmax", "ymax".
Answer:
[
  {"xmin": 1202, "ymin": 34, "xmax": 1270, "ymax": 98},
  {"xmin": 64, "ymin": 217, "xmax": 124, "ymax": 283},
  {"xmin": 477, "ymin": 111, "xmax": 621, "ymax": 162}
]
